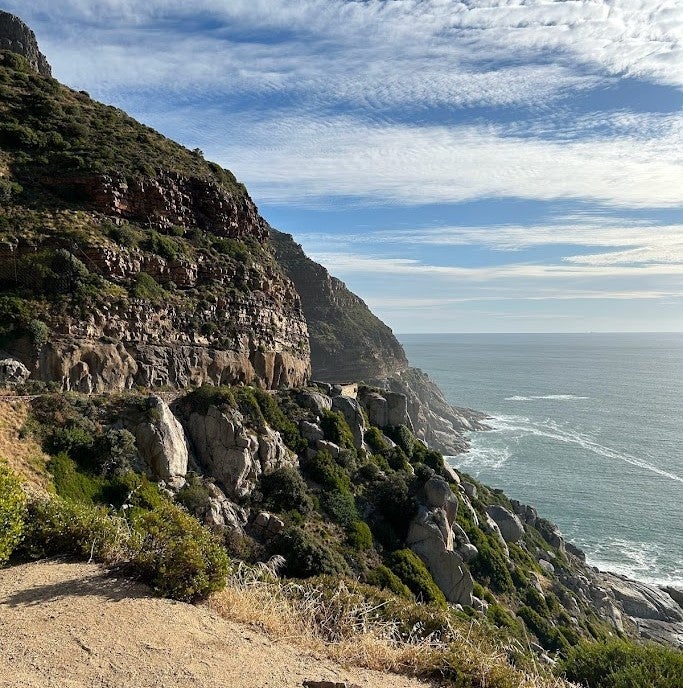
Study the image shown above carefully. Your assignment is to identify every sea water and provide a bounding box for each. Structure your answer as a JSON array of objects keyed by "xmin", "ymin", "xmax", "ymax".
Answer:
[{"xmin": 398, "ymin": 333, "xmax": 683, "ymax": 587}]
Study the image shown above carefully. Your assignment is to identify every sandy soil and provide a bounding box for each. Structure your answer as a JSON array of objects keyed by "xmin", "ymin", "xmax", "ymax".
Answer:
[{"xmin": 0, "ymin": 561, "xmax": 434, "ymax": 688}]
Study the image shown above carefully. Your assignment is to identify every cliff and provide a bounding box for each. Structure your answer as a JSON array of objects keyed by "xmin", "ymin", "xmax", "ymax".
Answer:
[
  {"xmin": 0, "ymin": 34, "xmax": 309, "ymax": 391},
  {"xmin": 0, "ymin": 11, "xmax": 50, "ymax": 77},
  {"xmin": 271, "ymin": 229, "xmax": 488, "ymax": 454}
]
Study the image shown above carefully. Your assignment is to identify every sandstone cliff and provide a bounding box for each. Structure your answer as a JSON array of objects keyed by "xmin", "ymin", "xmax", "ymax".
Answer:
[{"xmin": 0, "ymin": 32, "xmax": 309, "ymax": 391}]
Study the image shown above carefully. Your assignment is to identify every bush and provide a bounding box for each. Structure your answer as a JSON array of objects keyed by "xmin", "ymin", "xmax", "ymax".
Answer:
[
  {"xmin": 388, "ymin": 549, "xmax": 446, "ymax": 607},
  {"xmin": 131, "ymin": 504, "xmax": 230, "ymax": 601},
  {"xmin": 0, "ymin": 462, "xmax": 26, "ymax": 566},
  {"xmin": 517, "ymin": 605, "xmax": 571, "ymax": 653},
  {"xmin": 132, "ymin": 272, "xmax": 166, "ymax": 300},
  {"xmin": 303, "ymin": 451, "xmax": 351, "ymax": 494},
  {"xmin": 558, "ymin": 639, "xmax": 683, "ymax": 688},
  {"xmin": 320, "ymin": 410, "xmax": 356, "ymax": 452},
  {"xmin": 175, "ymin": 474, "xmax": 213, "ymax": 515},
  {"xmin": 321, "ymin": 491, "xmax": 358, "ymax": 529},
  {"xmin": 259, "ymin": 467, "xmax": 313, "ymax": 515},
  {"xmin": 368, "ymin": 473, "xmax": 417, "ymax": 541},
  {"xmin": 366, "ymin": 564, "xmax": 413, "ymax": 598},
  {"xmin": 347, "ymin": 521, "xmax": 373, "ymax": 551},
  {"xmin": 271, "ymin": 527, "xmax": 349, "ymax": 579}
]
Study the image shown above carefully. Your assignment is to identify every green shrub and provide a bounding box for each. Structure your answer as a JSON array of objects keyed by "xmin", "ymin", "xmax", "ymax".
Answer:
[
  {"xmin": 364, "ymin": 427, "xmax": 388, "ymax": 452},
  {"xmin": 131, "ymin": 504, "xmax": 230, "ymax": 601},
  {"xmin": 389, "ymin": 549, "xmax": 446, "ymax": 607},
  {"xmin": 321, "ymin": 491, "xmax": 358, "ymax": 528},
  {"xmin": 250, "ymin": 388, "xmax": 306, "ymax": 453},
  {"xmin": 347, "ymin": 520, "xmax": 373, "ymax": 551},
  {"xmin": 132, "ymin": 272, "xmax": 166, "ymax": 300},
  {"xmin": 0, "ymin": 462, "xmax": 26, "ymax": 566},
  {"xmin": 303, "ymin": 451, "xmax": 351, "ymax": 494},
  {"xmin": 271, "ymin": 527, "xmax": 349, "ymax": 578},
  {"xmin": 175, "ymin": 474, "xmax": 213, "ymax": 515},
  {"xmin": 558, "ymin": 639, "xmax": 683, "ymax": 688},
  {"xmin": 21, "ymin": 497, "xmax": 133, "ymax": 562},
  {"xmin": 259, "ymin": 467, "xmax": 313, "ymax": 515},
  {"xmin": 28, "ymin": 318, "xmax": 49, "ymax": 346},
  {"xmin": 320, "ymin": 410, "xmax": 356, "ymax": 452},
  {"xmin": 517, "ymin": 605, "xmax": 571, "ymax": 653},
  {"xmin": 182, "ymin": 385, "xmax": 236, "ymax": 414},
  {"xmin": 368, "ymin": 473, "xmax": 417, "ymax": 540},
  {"xmin": 366, "ymin": 564, "xmax": 413, "ymax": 598}
]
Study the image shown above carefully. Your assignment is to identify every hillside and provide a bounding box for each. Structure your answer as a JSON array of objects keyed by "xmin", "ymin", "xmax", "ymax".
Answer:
[{"xmin": 0, "ymin": 38, "xmax": 309, "ymax": 391}]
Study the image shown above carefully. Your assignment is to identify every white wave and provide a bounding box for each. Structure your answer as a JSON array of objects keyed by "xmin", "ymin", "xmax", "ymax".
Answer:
[
  {"xmin": 477, "ymin": 415, "xmax": 683, "ymax": 484},
  {"xmin": 505, "ymin": 394, "xmax": 589, "ymax": 401},
  {"xmin": 450, "ymin": 444, "xmax": 511, "ymax": 474}
]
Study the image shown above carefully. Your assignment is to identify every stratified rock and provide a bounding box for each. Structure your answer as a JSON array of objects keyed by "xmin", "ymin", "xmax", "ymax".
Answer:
[
  {"xmin": 0, "ymin": 357, "xmax": 30, "ymax": 385},
  {"xmin": 0, "ymin": 11, "xmax": 51, "ymax": 76},
  {"xmin": 133, "ymin": 396, "xmax": 188, "ymax": 479},
  {"xmin": 486, "ymin": 505, "xmax": 524, "ymax": 543}
]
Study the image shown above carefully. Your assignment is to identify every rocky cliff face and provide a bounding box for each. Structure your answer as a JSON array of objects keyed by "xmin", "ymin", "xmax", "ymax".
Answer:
[
  {"xmin": 0, "ymin": 11, "xmax": 51, "ymax": 77},
  {"xmin": 0, "ymin": 34, "xmax": 309, "ymax": 391},
  {"xmin": 271, "ymin": 229, "xmax": 487, "ymax": 454},
  {"xmin": 270, "ymin": 228, "xmax": 408, "ymax": 381}
]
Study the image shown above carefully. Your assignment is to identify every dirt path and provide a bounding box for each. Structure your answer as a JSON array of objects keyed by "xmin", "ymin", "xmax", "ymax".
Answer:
[{"xmin": 0, "ymin": 561, "xmax": 435, "ymax": 688}]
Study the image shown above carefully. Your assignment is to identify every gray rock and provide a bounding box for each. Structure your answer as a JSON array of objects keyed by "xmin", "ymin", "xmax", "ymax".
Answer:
[
  {"xmin": 607, "ymin": 576, "xmax": 683, "ymax": 623},
  {"xmin": 407, "ymin": 506, "xmax": 473, "ymax": 605},
  {"xmin": 297, "ymin": 390, "xmax": 332, "ymax": 415},
  {"xmin": 471, "ymin": 596, "xmax": 488, "ymax": 613},
  {"xmin": 300, "ymin": 420, "xmax": 324, "ymax": 442},
  {"xmin": 385, "ymin": 391, "xmax": 408, "ymax": 426},
  {"xmin": 485, "ymin": 513, "xmax": 509, "ymax": 557},
  {"xmin": 457, "ymin": 543, "xmax": 479, "ymax": 563},
  {"xmin": 0, "ymin": 357, "xmax": 30, "ymax": 385},
  {"xmin": 423, "ymin": 477, "xmax": 458, "ymax": 523},
  {"xmin": 442, "ymin": 463, "xmax": 460, "ymax": 484},
  {"xmin": 0, "ymin": 11, "xmax": 52, "ymax": 76},
  {"xmin": 331, "ymin": 395, "xmax": 367, "ymax": 450},
  {"xmin": 462, "ymin": 481, "xmax": 477, "ymax": 499},
  {"xmin": 363, "ymin": 392, "xmax": 388, "ymax": 428},
  {"xmin": 315, "ymin": 439, "xmax": 340, "ymax": 458},
  {"xmin": 134, "ymin": 396, "xmax": 188, "ymax": 479},
  {"xmin": 566, "ymin": 541, "xmax": 586, "ymax": 562},
  {"xmin": 186, "ymin": 405, "xmax": 296, "ymax": 499},
  {"xmin": 486, "ymin": 504, "xmax": 524, "ymax": 543},
  {"xmin": 539, "ymin": 559, "xmax": 555, "ymax": 575},
  {"xmin": 536, "ymin": 517, "xmax": 565, "ymax": 551},
  {"xmin": 661, "ymin": 586, "xmax": 683, "ymax": 609}
]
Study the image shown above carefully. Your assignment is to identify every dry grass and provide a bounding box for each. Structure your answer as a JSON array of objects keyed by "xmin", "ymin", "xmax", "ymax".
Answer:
[
  {"xmin": 0, "ymin": 396, "xmax": 51, "ymax": 496},
  {"xmin": 209, "ymin": 562, "xmax": 573, "ymax": 688}
]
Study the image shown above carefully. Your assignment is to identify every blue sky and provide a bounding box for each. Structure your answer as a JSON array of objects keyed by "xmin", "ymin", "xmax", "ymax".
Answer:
[{"xmin": 7, "ymin": 1, "xmax": 683, "ymax": 332}]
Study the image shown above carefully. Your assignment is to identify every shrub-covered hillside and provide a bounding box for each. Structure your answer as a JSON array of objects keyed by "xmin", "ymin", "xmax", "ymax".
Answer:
[{"xmin": 3, "ymin": 383, "xmax": 681, "ymax": 688}]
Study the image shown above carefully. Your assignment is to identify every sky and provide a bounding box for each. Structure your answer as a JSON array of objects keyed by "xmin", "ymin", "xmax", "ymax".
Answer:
[{"xmin": 6, "ymin": 1, "xmax": 683, "ymax": 333}]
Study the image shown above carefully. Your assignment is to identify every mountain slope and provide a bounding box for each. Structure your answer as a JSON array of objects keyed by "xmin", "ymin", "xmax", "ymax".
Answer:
[{"xmin": 0, "ymin": 42, "xmax": 309, "ymax": 391}]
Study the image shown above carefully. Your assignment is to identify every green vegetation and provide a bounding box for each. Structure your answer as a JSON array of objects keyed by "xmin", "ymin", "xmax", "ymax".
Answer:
[
  {"xmin": 0, "ymin": 462, "xmax": 26, "ymax": 566},
  {"xmin": 558, "ymin": 640, "xmax": 683, "ymax": 688},
  {"xmin": 389, "ymin": 548, "xmax": 447, "ymax": 607}
]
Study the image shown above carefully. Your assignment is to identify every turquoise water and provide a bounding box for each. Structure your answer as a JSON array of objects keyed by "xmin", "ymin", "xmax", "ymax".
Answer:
[{"xmin": 398, "ymin": 333, "xmax": 683, "ymax": 587}]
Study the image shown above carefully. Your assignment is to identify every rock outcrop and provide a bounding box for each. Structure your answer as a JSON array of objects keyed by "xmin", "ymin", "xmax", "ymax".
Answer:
[
  {"xmin": 486, "ymin": 505, "xmax": 524, "ymax": 543},
  {"xmin": 406, "ymin": 477, "xmax": 474, "ymax": 605},
  {"xmin": 0, "ymin": 11, "xmax": 51, "ymax": 77},
  {"xmin": 132, "ymin": 396, "xmax": 189, "ymax": 481},
  {"xmin": 270, "ymin": 228, "xmax": 408, "ymax": 381},
  {"xmin": 0, "ymin": 357, "xmax": 30, "ymax": 385},
  {"xmin": 185, "ymin": 404, "xmax": 297, "ymax": 500}
]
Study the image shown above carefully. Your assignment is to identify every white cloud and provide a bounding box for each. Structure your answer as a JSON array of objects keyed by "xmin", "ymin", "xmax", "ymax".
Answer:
[{"xmin": 195, "ymin": 114, "xmax": 683, "ymax": 208}]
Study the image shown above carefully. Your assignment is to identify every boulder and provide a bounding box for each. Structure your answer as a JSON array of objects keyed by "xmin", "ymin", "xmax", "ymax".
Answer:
[
  {"xmin": 662, "ymin": 586, "xmax": 683, "ymax": 609},
  {"xmin": 606, "ymin": 576, "xmax": 683, "ymax": 623},
  {"xmin": 362, "ymin": 392, "xmax": 388, "ymax": 428},
  {"xmin": 462, "ymin": 481, "xmax": 477, "ymax": 499},
  {"xmin": 297, "ymin": 390, "xmax": 332, "ymax": 415},
  {"xmin": 331, "ymin": 395, "xmax": 367, "ymax": 450},
  {"xmin": 252, "ymin": 511, "xmax": 285, "ymax": 538},
  {"xmin": 486, "ymin": 505, "xmax": 524, "ymax": 543},
  {"xmin": 385, "ymin": 391, "xmax": 408, "ymax": 426},
  {"xmin": 133, "ymin": 396, "xmax": 188, "ymax": 479},
  {"xmin": 0, "ymin": 357, "xmax": 30, "ymax": 385},
  {"xmin": 315, "ymin": 439, "xmax": 341, "ymax": 458},
  {"xmin": 204, "ymin": 483, "xmax": 248, "ymax": 530},
  {"xmin": 539, "ymin": 559, "xmax": 555, "ymax": 575},
  {"xmin": 407, "ymin": 505, "xmax": 473, "ymax": 605},
  {"xmin": 442, "ymin": 463, "xmax": 460, "ymax": 484},
  {"xmin": 485, "ymin": 513, "xmax": 509, "ymax": 556},
  {"xmin": 536, "ymin": 517, "xmax": 565, "ymax": 551},
  {"xmin": 258, "ymin": 426, "xmax": 296, "ymax": 472},
  {"xmin": 300, "ymin": 420, "xmax": 324, "ymax": 442},
  {"xmin": 423, "ymin": 476, "xmax": 458, "ymax": 524}
]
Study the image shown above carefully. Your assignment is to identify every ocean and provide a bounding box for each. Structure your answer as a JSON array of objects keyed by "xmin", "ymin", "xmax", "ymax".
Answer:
[{"xmin": 398, "ymin": 333, "xmax": 683, "ymax": 588}]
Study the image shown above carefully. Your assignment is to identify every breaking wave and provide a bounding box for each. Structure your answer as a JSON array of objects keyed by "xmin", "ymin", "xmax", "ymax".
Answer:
[{"xmin": 505, "ymin": 394, "xmax": 589, "ymax": 401}]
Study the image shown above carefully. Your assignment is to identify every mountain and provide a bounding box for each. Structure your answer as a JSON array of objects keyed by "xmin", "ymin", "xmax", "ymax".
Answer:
[{"xmin": 0, "ymin": 18, "xmax": 309, "ymax": 391}]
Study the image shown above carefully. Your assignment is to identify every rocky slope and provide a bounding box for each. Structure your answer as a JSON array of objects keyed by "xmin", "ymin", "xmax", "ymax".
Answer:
[
  {"xmin": 0, "ymin": 21, "xmax": 309, "ymax": 391},
  {"xmin": 271, "ymin": 229, "xmax": 488, "ymax": 455}
]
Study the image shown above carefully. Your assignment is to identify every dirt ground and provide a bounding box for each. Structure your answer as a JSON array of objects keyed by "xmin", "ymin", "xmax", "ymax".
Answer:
[{"xmin": 0, "ymin": 560, "xmax": 434, "ymax": 688}]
